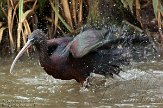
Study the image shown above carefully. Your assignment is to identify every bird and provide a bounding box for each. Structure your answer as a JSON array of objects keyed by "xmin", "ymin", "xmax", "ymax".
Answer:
[{"xmin": 10, "ymin": 27, "xmax": 157, "ymax": 84}]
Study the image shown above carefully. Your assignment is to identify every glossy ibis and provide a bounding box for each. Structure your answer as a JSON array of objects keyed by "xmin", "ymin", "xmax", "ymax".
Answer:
[{"xmin": 10, "ymin": 28, "xmax": 157, "ymax": 83}]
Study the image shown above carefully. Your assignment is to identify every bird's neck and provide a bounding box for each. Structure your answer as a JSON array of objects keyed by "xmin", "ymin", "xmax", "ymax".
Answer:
[{"xmin": 35, "ymin": 41, "xmax": 51, "ymax": 66}]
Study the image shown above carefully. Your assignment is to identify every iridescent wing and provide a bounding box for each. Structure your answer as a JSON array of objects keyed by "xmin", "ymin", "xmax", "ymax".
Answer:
[{"xmin": 67, "ymin": 28, "xmax": 112, "ymax": 58}]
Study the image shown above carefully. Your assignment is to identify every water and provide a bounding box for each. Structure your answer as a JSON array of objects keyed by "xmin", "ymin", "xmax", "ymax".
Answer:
[{"xmin": 0, "ymin": 55, "xmax": 163, "ymax": 108}]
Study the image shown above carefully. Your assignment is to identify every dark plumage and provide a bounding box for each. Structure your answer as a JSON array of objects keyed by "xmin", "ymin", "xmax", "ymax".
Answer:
[{"xmin": 10, "ymin": 28, "xmax": 157, "ymax": 83}]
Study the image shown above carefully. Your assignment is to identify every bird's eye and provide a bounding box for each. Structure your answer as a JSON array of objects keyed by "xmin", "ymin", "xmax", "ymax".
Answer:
[{"xmin": 30, "ymin": 38, "xmax": 35, "ymax": 41}]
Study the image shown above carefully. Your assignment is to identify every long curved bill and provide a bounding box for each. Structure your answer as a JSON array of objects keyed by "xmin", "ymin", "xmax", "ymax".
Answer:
[{"xmin": 10, "ymin": 40, "xmax": 32, "ymax": 74}]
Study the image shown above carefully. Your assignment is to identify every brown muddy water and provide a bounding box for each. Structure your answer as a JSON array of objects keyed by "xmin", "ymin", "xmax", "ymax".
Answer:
[{"xmin": 0, "ymin": 55, "xmax": 163, "ymax": 108}]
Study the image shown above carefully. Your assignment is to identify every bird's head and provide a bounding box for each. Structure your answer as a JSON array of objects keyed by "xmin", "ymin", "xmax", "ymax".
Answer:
[
  {"xmin": 10, "ymin": 29, "xmax": 46, "ymax": 74},
  {"xmin": 28, "ymin": 29, "xmax": 46, "ymax": 45}
]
